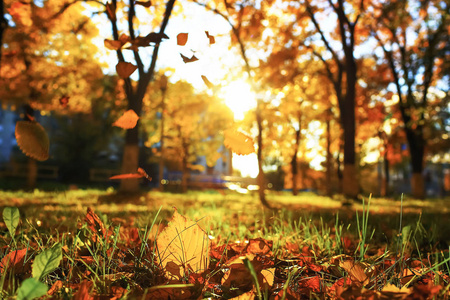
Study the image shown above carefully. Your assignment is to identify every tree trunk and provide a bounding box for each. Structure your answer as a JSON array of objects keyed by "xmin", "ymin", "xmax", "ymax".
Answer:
[
  {"xmin": 291, "ymin": 154, "xmax": 298, "ymax": 196},
  {"xmin": 158, "ymin": 89, "xmax": 166, "ymax": 192},
  {"xmin": 325, "ymin": 110, "xmax": 332, "ymax": 196},
  {"xmin": 256, "ymin": 99, "xmax": 271, "ymax": 208},
  {"xmin": 181, "ymin": 141, "xmax": 188, "ymax": 193},
  {"xmin": 119, "ymin": 126, "xmax": 140, "ymax": 192},
  {"xmin": 27, "ymin": 158, "xmax": 37, "ymax": 189}
]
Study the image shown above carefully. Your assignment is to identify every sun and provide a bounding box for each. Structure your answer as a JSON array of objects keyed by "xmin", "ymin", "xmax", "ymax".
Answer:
[{"xmin": 220, "ymin": 80, "xmax": 257, "ymax": 121}]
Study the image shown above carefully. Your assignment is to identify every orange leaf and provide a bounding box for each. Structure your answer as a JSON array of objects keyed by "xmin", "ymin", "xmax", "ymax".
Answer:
[
  {"xmin": 205, "ymin": 31, "xmax": 215, "ymax": 44},
  {"xmin": 48, "ymin": 280, "xmax": 63, "ymax": 296},
  {"xmin": 15, "ymin": 121, "xmax": 49, "ymax": 161},
  {"xmin": 105, "ymin": 2, "xmax": 116, "ymax": 21},
  {"xmin": 59, "ymin": 95, "xmax": 70, "ymax": 108},
  {"xmin": 7, "ymin": 2, "xmax": 32, "ymax": 26},
  {"xmin": 109, "ymin": 168, "xmax": 151, "ymax": 180},
  {"xmin": 223, "ymin": 129, "xmax": 255, "ymax": 155},
  {"xmin": 180, "ymin": 53, "xmax": 198, "ymax": 63},
  {"xmin": 104, "ymin": 39, "xmax": 123, "ymax": 50},
  {"xmin": 116, "ymin": 62, "xmax": 138, "ymax": 78},
  {"xmin": 113, "ymin": 109, "xmax": 139, "ymax": 129},
  {"xmin": 0, "ymin": 249, "xmax": 29, "ymax": 275},
  {"xmin": 74, "ymin": 280, "xmax": 93, "ymax": 300},
  {"xmin": 177, "ymin": 33, "xmax": 188, "ymax": 46},
  {"xmin": 156, "ymin": 208, "xmax": 210, "ymax": 280},
  {"xmin": 85, "ymin": 208, "xmax": 107, "ymax": 241},
  {"xmin": 201, "ymin": 75, "xmax": 214, "ymax": 89},
  {"xmin": 135, "ymin": 1, "xmax": 152, "ymax": 7}
]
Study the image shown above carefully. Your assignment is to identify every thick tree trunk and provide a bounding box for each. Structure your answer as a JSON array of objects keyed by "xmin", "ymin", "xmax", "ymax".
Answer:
[
  {"xmin": 291, "ymin": 155, "xmax": 298, "ymax": 196},
  {"xmin": 27, "ymin": 158, "xmax": 37, "ymax": 189},
  {"xmin": 119, "ymin": 126, "xmax": 140, "ymax": 192}
]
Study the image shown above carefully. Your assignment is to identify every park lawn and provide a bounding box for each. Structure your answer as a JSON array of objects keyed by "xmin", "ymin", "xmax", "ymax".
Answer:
[{"xmin": 0, "ymin": 189, "xmax": 449, "ymax": 299}]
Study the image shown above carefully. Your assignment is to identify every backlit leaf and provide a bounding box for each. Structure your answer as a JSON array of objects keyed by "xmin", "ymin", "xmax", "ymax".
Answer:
[
  {"xmin": 177, "ymin": 33, "xmax": 188, "ymax": 46},
  {"xmin": 16, "ymin": 278, "xmax": 48, "ymax": 300},
  {"xmin": 0, "ymin": 249, "xmax": 29, "ymax": 275},
  {"xmin": 7, "ymin": 2, "xmax": 32, "ymax": 27},
  {"xmin": 113, "ymin": 109, "xmax": 139, "ymax": 129},
  {"xmin": 3, "ymin": 207, "xmax": 20, "ymax": 237},
  {"xmin": 105, "ymin": 2, "xmax": 116, "ymax": 21},
  {"xmin": 116, "ymin": 62, "xmax": 138, "ymax": 78},
  {"xmin": 201, "ymin": 75, "xmax": 214, "ymax": 89},
  {"xmin": 135, "ymin": 1, "xmax": 152, "ymax": 7},
  {"xmin": 32, "ymin": 243, "xmax": 62, "ymax": 280},
  {"xmin": 224, "ymin": 129, "xmax": 255, "ymax": 155},
  {"xmin": 85, "ymin": 207, "xmax": 107, "ymax": 241},
  {"xmin": 109, "ymin": 168, "xmax": 151, "ymax": 180},
  {"xmin": 205, "ymin": 31, "xmax": 215, "ymax": 44},
  {"xmin": 104, "ymin": 39, "xmax": 123, "ymax": 50},
  {"xmin": 180, "ymin": 54, "xmax": 199, "ymax": 63},
  {"xmin": 156, "ymin": 208, "xmax": 210, "ymax": 280},
  {"xmin": 15, "ymin": 121, "xmax": 49, "ymax": 161}
]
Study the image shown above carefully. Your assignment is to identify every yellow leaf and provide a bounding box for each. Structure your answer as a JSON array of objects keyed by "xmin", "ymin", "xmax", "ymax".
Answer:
[
  {"xmin": 116, "ymin": 62, "xmax": 138, "ymax": 78},
  {"xmin": 8, "ymin": 3, "xmax": 32, "ymax": 26},
  {"xmin": 177, "ymin": 33, "xmax": 188, "ymax": 46},
  {"xmin": 156, "ymin": 209, "xmax": 210, "ymax": 280},
  {"xmin": 224, "ymin": 129, "xmax": 255, "ymax": 155},
  {"xmin": 201, "ymin": 75, "xmax": 214, "ymax": 89},
  {"xmin": 113, "ymin": 109, "xmax": 139, "ymax": 129},
  {"xmin": 15, "ymin": 121, "xmax": 49, "ymax": 161},
  {"xmin": 261, "ymin": 268, "xmax": 275, "ymax": 288}
]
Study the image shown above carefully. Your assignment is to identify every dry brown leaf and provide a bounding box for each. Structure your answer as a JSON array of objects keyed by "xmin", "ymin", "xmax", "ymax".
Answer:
[
  {"xmin": 113, "ymin": 109, "xmax": 139, "ymax": 129},
  {"xmin": 116, "ymin": 62, "xmax": 138, "ymax": 78},
  {"xmin": 177, "ymin": 33, "xmax": 188, "ymax": 46},
  {"xmin": 205, "ymin": 31, "xmax": 215, "ymax": 44},
  {"xmin": 104, "ymin": 39, "xmax": 122, "ymax": 51},
  {"xmin": 73, "ymin": 280, "xmax": 93, "ymax": 300},
  {"xmin": 135, "ymin": 1, "xmax": 151, "ymax": 7},
  {"xmin": 180, "ymin": 53, "xmax": 199, "ymax": 63},
  {"xmin": 15, "ymin": 120, "xmax": 49, "ymax": 161},
  {"xmin": 105, "ymin": 2, "xmax": 116, "ymax": 21},
  {"xmin": 156, "ymin": 208, "xmax": 210, "ymax": 280},
  {"xmin": 223, "ymin": 129, "xmax": 255, "ymax": 155}
]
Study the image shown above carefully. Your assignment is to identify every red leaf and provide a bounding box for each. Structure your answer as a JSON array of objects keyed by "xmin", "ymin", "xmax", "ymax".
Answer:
[
  {"xmin": 109, "ymin": 168, "xmax": 151, "ymax": 181},
  {"xmin": 74, "ymin": 280, "xmax": 93, "ymax": 300},
  {"xmin": 0, "ymin": 249, "xmax": 29, "ymax": 275},
  {"xmin": 177, "ymin": 33, "xmax": 188, "ymax": 46},
  {"xmin": 85, "ymin": 208, "xmax": 107, "ymax": 241}
]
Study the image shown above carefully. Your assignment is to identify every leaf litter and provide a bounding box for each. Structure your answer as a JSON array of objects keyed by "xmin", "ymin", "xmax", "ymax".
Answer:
[{"xmin": 0, "ymin": 199, "xmax": 449, "ymax": 300}]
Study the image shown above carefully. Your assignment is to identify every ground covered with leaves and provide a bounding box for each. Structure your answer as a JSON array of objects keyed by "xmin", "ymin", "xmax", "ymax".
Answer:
[{"xmin": 0, "ymin": 189, "xmax": 449, "ymax": 299}]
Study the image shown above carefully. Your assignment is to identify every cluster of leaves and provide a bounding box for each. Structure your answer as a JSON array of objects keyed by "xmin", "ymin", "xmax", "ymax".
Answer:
[{"xmin": 1, "ymin": 204, "xmax": 449, "ymax": 299}]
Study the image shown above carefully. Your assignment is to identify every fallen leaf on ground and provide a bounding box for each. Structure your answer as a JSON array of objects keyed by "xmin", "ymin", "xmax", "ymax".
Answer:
[
  {"xmin": 156, "ymin": 208, "xmax": 210, "ymax": 280},
  {"xmin": 0, "ymin": 249, "xmax": 29, "ymax": 275}
]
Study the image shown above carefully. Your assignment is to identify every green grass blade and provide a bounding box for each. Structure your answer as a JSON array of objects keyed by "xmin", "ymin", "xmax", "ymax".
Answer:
[{"xmin": 243, "ymin": 257, "xmax": 262, "ymax": 299}]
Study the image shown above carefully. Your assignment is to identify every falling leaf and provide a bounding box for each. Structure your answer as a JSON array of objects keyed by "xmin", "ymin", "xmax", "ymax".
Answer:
[
  {"xmin": 205, "ymin": 31, "xmax": 215, "ymax": 44},
  {"xmin": 146, "ymin": 32, "xmax": 169, "ymax": 44},
  {"xmin": 109, "ymin": 168, "xmax": 151, "ymax": 181},
  {"xmin": 135, "ymin": 0, "xmax": 152, "ymax": 7},
  {"xmin": 180, "ymin": 54, "xmax": 199, "ymax": 63},
  {"xmin": 59, "ymin": 96, "xmax": 70, "ymax": 108},
  {"xmin": 116, "ymin": 62, "xmax": 138, "ymax": 78},
  {"xmin": 15, "ymin": 120, "xmax": 49, "ymax": 161},
  {"xmin": 223, "ymin": 129, "xmax": 255, "ymax": 155},
  {"xmin": 156, "ymin": 208, "xmax": 210, "ymax": 280},
  {"xmin": 104, "ymin": 39, "xmax": 123, "ymax": 50},
  {"xmin": 113, "ymin": 109, "xmax": 139, "ymax": 129},
  {"xmin": 201, "ymin": 75, "xmax": 214, "ymax": 89},
  {"xmin": 177, "ymin": 33, "xmax": 188, "ymax": 46},
  {"xmin": 105, "ymin": 2, "xmax": 116, "ymax": 21}
]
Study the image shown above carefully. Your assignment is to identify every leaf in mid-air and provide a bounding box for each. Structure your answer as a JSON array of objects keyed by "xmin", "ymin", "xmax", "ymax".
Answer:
[
  {"xmin": 156, "ymin": 208, "xmax": 210, "ymax": 280},
  {"xmin": 113, "ymin": 109, "xmax": 139, "ymax": 129},
  {"xmin": 116, "ymin": 62, "xmax": 138, "ymax": 78},
  {"xmin": 201, "ymin": 75, "xmax": 214, "ymax": 89},
  {"xmin": 223, "ymin": 129, "xmax": 255, "ymax": 155},
  {"xmin": 177, "ymin": 33, "xmax": 188, "ymax": 46},
  {"xmin": 205, "ymin": 31, "xmax": 215, "ymax": 44},
  {"xmin": 180, "ymin": 53, "xmax": 199, "ymax": 63},
  {"xmin": 105, "ymin": 1, "xmax": 116, "ymax": 21},
  {"xmin": 104, "ymin": 39, "xmax": 122, "ymax": 50},
  {"xmin": 32, "ymin": 243, "xmax": 62, "ymax": 280},
  {"xmin": 109, "ymin": 168, "xmax": 151, "ymax": 181},
  {"xmin": 135, "ymin": 1, "xmax": 152, "ymax": 7},
  {"xmin": 15, "ymin": 120, "xmax": 49, "ymax": 161},
  {"xmin": 3, "ymin": 207, "xmax": 20, "ymax": 237}
]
